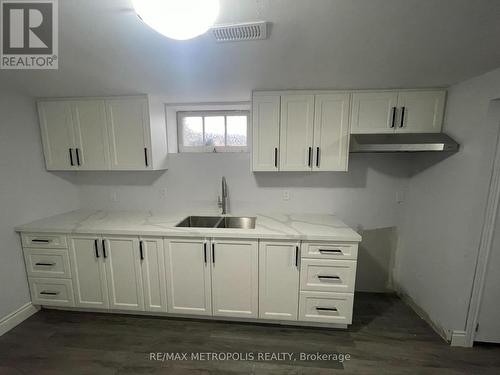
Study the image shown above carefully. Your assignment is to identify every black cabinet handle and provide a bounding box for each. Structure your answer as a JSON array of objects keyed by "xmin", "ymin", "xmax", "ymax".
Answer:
[
  {"xmin": 139, "ymin": 241, "xmax": 144, "ymax": 260},
  {"xmin": 316, "ymin": 307, "xmax": 338, "ymax": 312},
  {"xmin": 75, "ymin": 148, "xmax": 81, "ymax": 166},
  {"xmin": 32, "ymin": 239, "xmax": 50, "ymax": 243},
  {"xmin": 69, "ymin": 148, "xmax": 74, "ymax": 166},
  {"xmin": 40, "ymin": 291, "xmax": 59, "ymax": 296},
  {"xmin": 204, "ymin": 243, "xmax": 207, "ymax": 264},
  {"xmin": 144, "ymin": 148, "xmax": 149, "ymax": 167},
  {"xmin": 274, "ymin": 147, "xmax": 278, "ymax": 168},
  {"xmin": 35, "ymin": 262, "xmax": 55, "ymax": 266},
  {"xmin": 102, "ymin": 240, "xmax": 107, "ymax": 258},
  {"xmin": 295, "ymin": 246, "xmax": 299, "ymax": 267},
  {"xmin": 319, "ymin": 249, "xmax": 342, "ymax": 254},
  {"xmin": 391, "ymin": 107, "xmax": 397, "ymax": 128},
  {"xmin": 308, "ymin": 147, "xmax": 312, "ymax": 167},
  {"xmin": 316, "ymin": 147, "xmax": 320, "ymax": 168},
  {"xmin": 212, "ymin": 243, "xmax": 215, "ymax": 264},
  {"xmin": 400, "ymin": 106, "xmax": 406, "ymax": 128},
  {"xmin": 94, "ymin": 239, "xmax": 100, "ymax": 258},
  {"xmin": 318, "ymin": 275, "xmax": 340, "ymax": 280}
]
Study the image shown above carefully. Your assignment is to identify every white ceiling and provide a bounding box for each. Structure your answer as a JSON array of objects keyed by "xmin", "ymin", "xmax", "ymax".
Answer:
[{"xmin": 1, "ymin": 0, "xmax": 500, "ymax": 101}]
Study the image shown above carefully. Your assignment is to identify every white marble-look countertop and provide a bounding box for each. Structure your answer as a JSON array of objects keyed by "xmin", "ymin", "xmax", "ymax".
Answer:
[{"xmin": 15, "ymin": 210, "xmax": 362, "ymax": 242}]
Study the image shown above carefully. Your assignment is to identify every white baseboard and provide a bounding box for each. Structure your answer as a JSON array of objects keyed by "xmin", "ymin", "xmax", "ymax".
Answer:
[
  {"xmin": 451, "ymin": 330, "xmax": 468, "ymax": 347},
  {"xmin": 0, "ymin": 302, "xmax": 40, "ymax": 336}
]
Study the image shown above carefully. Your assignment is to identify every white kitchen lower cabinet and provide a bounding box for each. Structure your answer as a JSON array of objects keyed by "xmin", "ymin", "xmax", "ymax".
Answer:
[
  {"xmin": 164, "ymin": 238, "xmax": 212, "ymax": 316},
  {"xmin": 69, "ymin": 235, "xmax": 109, "ymax": 309},
  {"xmin": 104, "ymin": 236, "xmax": 145, "ymax": 311},
  {"xmin": 140, "ymin": 237, "xmax": 167, "ymax": 312},
  {"xmin": 21, "ymin": 231, "xmax": 360, "ymax": 329},
  {"xmin": 259, "ymin": 241, "xmax": 300, "ymax": 321},
  {"xmin": 211, "ymin": 239, "xmax": 259, "ymax": 318}
]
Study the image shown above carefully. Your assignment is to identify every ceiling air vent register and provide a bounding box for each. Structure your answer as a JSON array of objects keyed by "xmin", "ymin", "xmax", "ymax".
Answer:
[{"xmin": 211, "ymin": 21, "xmax": 269, "ymax": 42}]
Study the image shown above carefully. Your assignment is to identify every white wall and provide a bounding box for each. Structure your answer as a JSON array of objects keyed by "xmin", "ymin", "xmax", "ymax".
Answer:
[
  {"xmin": 0, "ymin": 90, "xmax": 79, "ymax": 319},
  {"xmin": 73, "ymin": 152, "xmax": 412, "ymax": 292},
  {"xmin": 397, "ymin": 67, "xmax": 500, "ymax": 339}
]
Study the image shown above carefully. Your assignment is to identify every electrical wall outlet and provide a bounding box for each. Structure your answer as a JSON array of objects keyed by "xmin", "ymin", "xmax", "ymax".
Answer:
[
  {"xmin": 110, "ymin": 191, "xmax": 119, "ymax": 202},
  {"xmin": 283, "ymin": 190, "xmax": 290, "ymax": 201},
  {"xmin": 160, "ymin": 188, "xmax": 167, "ymax": 199}
]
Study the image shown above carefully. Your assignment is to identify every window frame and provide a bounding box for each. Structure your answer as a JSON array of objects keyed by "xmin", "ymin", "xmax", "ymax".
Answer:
[{"xmin": 177, "ymin": 110, "xmax": 250, "ymax": 153}]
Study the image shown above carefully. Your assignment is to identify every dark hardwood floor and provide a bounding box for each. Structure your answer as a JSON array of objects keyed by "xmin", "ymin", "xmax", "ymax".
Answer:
[{"xmin": 1, "ymin": 293, "xmax": 499, "ymax": 374}]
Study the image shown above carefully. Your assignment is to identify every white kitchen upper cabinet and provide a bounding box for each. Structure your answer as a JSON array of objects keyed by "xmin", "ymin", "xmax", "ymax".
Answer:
[
  {"xmin": 69, "ymin": 235, "xmax": 109, "ymax": 309},
  {"xmin": 140, "ymin": 237, "xmax": 167, "ymax": 312},
  {"xmin": 396, "ymin": 90, "xmax": 446, "ymax": 133},
  {"xmin": 38, "ymin": 101, "xmax": 77, "ymax": 170},
  {"xmin": 164, "ymin": 238, "xmax": 212, "ymax": 316},
  {"xmin": 313, "ymin": 93, "xmax": 351, "ymax": 171},
  {"xmin": 350, "ymin": 92, "xmax": 399, "ymax": 134},
  {"xmin": 259, "ymin": 241, "xmax": 300, "ymax": 321},
  {"xmin": 71, "ymin": 100, "xmax": 111, "ymax": 170},
  {"xmin": 37, "ymin": 95, "xmax": 168, "ymax": 171},
  {"xmin": 252, "ymin": 94, "xmax": 280, "ymax": 171},
  {"xmin": 103, "ymin": 236, "xmax": 144, "ymax": 311},
  {"xmin": 106, "ymin": 97, "xmax": 152, "ymax": 170},
  {"xmin": 279, "ymin": 94, "xmax": 315, "ymax": 171},
  {"xmin": 211, "ymin": 239, "xmax": 258, "ymax": 318}
]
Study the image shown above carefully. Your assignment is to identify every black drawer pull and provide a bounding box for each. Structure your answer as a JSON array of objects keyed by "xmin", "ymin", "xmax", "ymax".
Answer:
[
  {"xmin": 316, "ymin": 147, "xmax": 320, "ymax": 167},
  {"xmin": 139, "ymin": 241, "xmax": 144, "ymax": 260},
  {"xmin": 144, "ymin": 148, "xmax": 149, "ymax": 167},
  {"xmin": 212, "ymin": 243, "xmax": 215, "ymax": 264},
  {"xmin": 69, "ymin": 148, "xmax": 74, "ymax": 166},
  {"xmin": 102, "ymin": 240, "xmax": 107, "ymax": 258},
  {"xmin": 75, "ymin": 148, "xmax": 81, "ymax": 166},
  {"xmin": 390, "ymin": 106, "xmax": 397, "ymax": 128},
  {"xmin": 40, "ymin": 291, "xmax": 59, "ymax": 296},
  {"xmin": 318, "ymin": 249, "xmax": 342, "ymax": 253},
  {"xmin": 318, "ymin": 275, "xmax": 340, "ymax": 280},
  {"xmin": 400, "ymin": 106, "xmax": 406, "ymax": 128},
  {"xmin": 204, "ymin": 243, "xmax": 207, "ymax": 264},
  {"xmin": 274, "ymin": 147, "xmax": 278, "ymax": 168},
  {"xmin": 94, "ymin": 239, "xmax": 100, "ymax": 258},
  {"xmin": 308, "ymin": 147, "xmax": 312, "ymax": 167},
  {"xmin": 316, "ymin": 307, "xmax": 338, "ymax": 312},
  {"xmin": 35, "ymin": 262, "xmax": 56, "ymax": 266},
  {"xmin": 32, "ymin": 239, "xmax": 50, "ymax": 243},
  {"xmin": 295, "ymin": 246, "xmax": 299, "ymax": 267}
]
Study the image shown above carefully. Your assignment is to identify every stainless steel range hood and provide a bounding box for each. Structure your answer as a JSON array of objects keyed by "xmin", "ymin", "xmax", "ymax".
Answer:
[{"xmin": 350, "ymin": 133, "xmax": 460, "ymax": 153}]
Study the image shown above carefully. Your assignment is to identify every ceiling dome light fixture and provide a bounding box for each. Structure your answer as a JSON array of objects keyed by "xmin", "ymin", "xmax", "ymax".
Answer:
[{"xmin": 132, "ymin": 0, "xmax": 220, "ymax": 40}]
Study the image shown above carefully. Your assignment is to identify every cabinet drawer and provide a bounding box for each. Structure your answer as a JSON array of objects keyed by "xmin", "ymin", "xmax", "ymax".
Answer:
[
  {"xmin": 21, "ymin": 233, "xmax": 68, "ymax": 249},
  {"xmin": 298, "ymin": 291, "xmax": 353, "ymax": 324},
  {"xmin": 302, "ymin": 241, "xmax": 357, "ymax": 260},
  {"xmin": 300, "ymin": 259, "xmax": 356, "ymax": 293},
  {"xmin": 24, "ymin": 248, "xmax": 71, "ymax": 278},
  {"xmin": 29, "ymin": 277, "xmax": 75, "ymax": 307}
]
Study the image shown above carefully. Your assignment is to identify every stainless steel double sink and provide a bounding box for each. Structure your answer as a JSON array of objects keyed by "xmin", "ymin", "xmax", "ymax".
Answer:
[{"xmin": 176, "ymin": 216, "xmax": 256, "ymax": 229}]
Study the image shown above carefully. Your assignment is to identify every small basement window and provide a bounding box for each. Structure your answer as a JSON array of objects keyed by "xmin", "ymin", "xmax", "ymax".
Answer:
[{"xmin": 177, "ymin": 111, "xmax": 249, "ymax": 152}]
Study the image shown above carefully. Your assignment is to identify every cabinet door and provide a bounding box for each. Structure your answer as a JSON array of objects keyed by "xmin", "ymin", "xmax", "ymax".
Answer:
[
  {"xmin": 106, "ymin": 98, "xmax": 151, "ymax": 170},
  {"xmin": 280, "ymin": 94, "xmax": 315, "ymax": 171},
  {"xmin": 252, "ymin": 94, "xmax": 280, "ymax": 171},
  {"xmin": 164, "ymin": 238, "xmax": 212, "ymax": 316},
  {"xmin": 350, "ymin": 92, "xmax": 398, "ymax": 134},
  {"xmin": 104, "ymin": 236, "xmax": 144, "ymax": 311},
  {"xmin": 259, "ymin": 241, "xmax": 299, "ymax": 321},
  {"xmin": 69, "ymin": 236, "xmax": 109, "ymax": 309},
  {"xmin": 396, "ymin": 90, "xmax": 446, "ymax": 133},
  {"xmin": 72, "ymin": 100, "xmax": 111, "ymax": 170},
  {"xmin": 38, "ymin": 101, "xmax": 77, "ymax": 170},
  {"xmin": 211, "ymin": 239, "xmax": 258, "ymax": 318},
  {"xmin": 313, "ymin": 93, "xmax": 351, "ymax": 171},
  {"xmin": 140, "ymin": 238, "xmax": 167, "ymax": 312}
]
